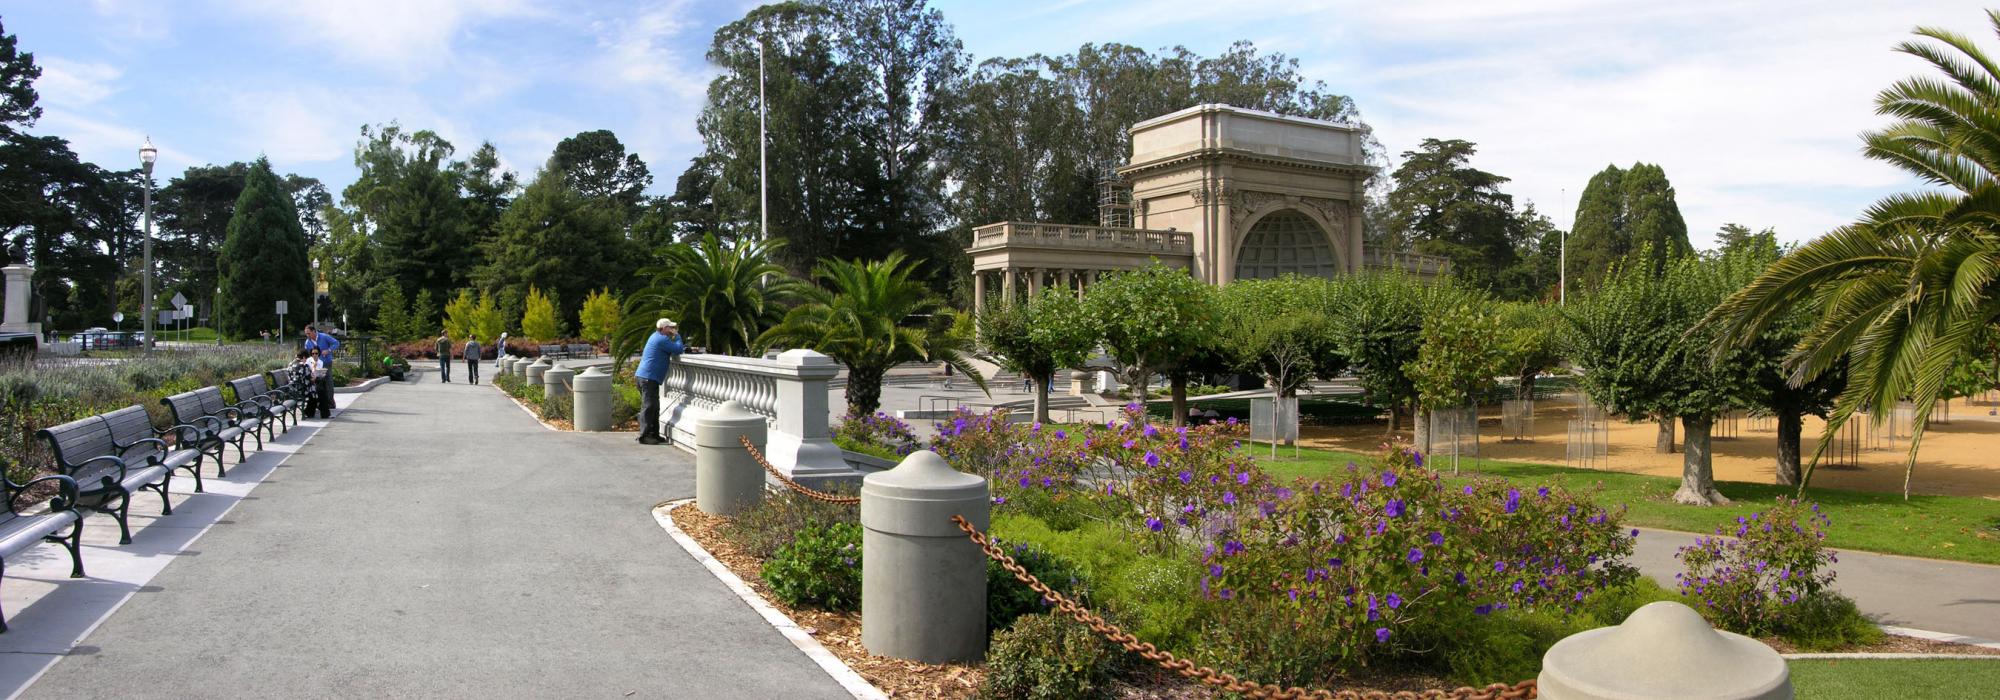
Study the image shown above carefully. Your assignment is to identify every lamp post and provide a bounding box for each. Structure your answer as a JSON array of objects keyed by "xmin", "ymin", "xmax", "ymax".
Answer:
[{"xmin": 139, "ymin": 137, "xmax": 157, "ymax": 352}]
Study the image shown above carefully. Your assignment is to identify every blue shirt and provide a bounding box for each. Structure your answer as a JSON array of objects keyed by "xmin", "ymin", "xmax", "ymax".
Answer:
[
  {"xmin": 635, "ymin": 332, "xmax": 685, "ymax": 383},
  {"xmin": 303, "ymin": 333, "xmax": 340, "ymax": 357}
]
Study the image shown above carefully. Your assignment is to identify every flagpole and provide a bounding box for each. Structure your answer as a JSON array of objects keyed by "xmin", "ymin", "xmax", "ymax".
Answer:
[{"xmin": 758, "ymin": 40, "xmax": 769, "ymax": 246}]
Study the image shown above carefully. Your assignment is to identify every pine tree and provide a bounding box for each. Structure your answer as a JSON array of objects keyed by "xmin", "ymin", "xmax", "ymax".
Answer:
[
  {"xmin": 521, "ymin": 286, "xmax": 562, "ymax": 341},
  {"xmin": 215, "ymin": 159, "xmax": 313, "ymax": 339},
  {"xmin": 475, "ymin": 167, "xmax": 635, "ymax": 323},
  {"xmin": 1566, "ymin": 163, "xmax": 1692, "ymax": 291},
  {"xmin": 373, "ymin": 283, "xmax": 411, "ymax": 341}
]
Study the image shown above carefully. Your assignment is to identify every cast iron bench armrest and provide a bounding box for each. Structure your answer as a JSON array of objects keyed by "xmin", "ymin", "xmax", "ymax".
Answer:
[
  {"xmin": 65, "ymin": 454, "xmax": 132, "ymax": 486},
  {"xmin": 212, "ymin": 405, "xmax": 244, "ymax": 421},
  {"xmin": 7, "ymin": 474, "xmax": 81, "ymax": 514},
  {"xmin": 115, "ymin": 436, "xmax": 170, "ymax": 455}
]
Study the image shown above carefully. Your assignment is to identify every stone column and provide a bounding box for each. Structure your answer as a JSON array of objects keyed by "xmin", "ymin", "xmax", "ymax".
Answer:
[
  {"xmin": 1538, "ymin": 601, "xmax": 1790, "ymax": 699},
  {"xmin": 766, "ymin": 349, "xmax": 854, "ymax": 488},
  {"xmin": 526, "ymin": 357, "xmax": 553, "ymax": 386},
  {"xmin": 1001, "ymin": 268, "xmax": 1015, "ymax": 306},
  {"xmin": 972, "ymin": 271, "xmax": 987, "ymax": 315},
  {"xmin": 1, "ymin": 265, "xmax": 30, "ymax": 328},
  {"xmin": 696, "ymin": 400, "xmax": 767, "ymax": 516},
  {"xmin": 1026, "ymin": 268, "xmax": 1041, "ymax": 297},
  {"xmin": 861, "ymin": 450, "xmax": 989, "ymax": 663},
  {"xmin": 571, "ymin": 366, "xmax": 613, "ymax": 431},
  {"xmin": 543, "ymin": 363, "xmax": 575, "ymax": 402}
]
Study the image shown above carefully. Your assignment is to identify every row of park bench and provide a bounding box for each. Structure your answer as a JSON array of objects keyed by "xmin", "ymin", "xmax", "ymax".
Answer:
[
  {"xmin": 536, "ymin": 343, "xmax": 597, "ymax": 360},
  {"xmin": 0, "ymin": 370, "xmax": 307, "ymax": 632}
]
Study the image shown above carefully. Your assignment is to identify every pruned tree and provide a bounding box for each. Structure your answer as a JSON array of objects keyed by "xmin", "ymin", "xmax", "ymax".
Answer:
[
  {"xmin": 978, "ymin": 288, "xmax": 1099, "ymax": 424},
  {"xmin": 1082, "ymin": 264, "xmax": 1219, "ymax": 426}
]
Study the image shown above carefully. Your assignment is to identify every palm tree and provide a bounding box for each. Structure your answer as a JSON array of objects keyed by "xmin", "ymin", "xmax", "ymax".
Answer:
[
  {"xmin": 612, "ymin": 233, "xmax": 797, "ymax": 369},
  {"xmin": 1705, "ymin": 12, "xmax": 2000, "ymax": 497},
  {"xmin": 758, "ymin": 253, "xmax": 986, "ymax": 415}
]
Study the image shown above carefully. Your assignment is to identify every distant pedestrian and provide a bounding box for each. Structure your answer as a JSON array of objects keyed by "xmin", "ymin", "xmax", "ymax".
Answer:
[
  {"xmin": 634, "ymin": 318, "xmax": 685, "ymax": 445},
  {"xmin": 463, "ymin": 336, "xmax": 482, "ymax": 385},
  {"xmin": 301, "ymin": 323, "xmax": 340, "ymax": 418},
  {"xmin": 435, "ymin": 330, "xmax": 453, "ymax": 383}
]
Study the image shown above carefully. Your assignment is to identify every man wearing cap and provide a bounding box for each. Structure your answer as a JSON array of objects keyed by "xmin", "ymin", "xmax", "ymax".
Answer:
[{"xmin": 634, "ymin": 318, "xmax": 685, "ymax": 445}]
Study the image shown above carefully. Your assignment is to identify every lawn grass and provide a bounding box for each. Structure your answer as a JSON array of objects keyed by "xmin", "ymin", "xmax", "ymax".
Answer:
[
  {"xmin": 1246, "ymin": 441, "xmax": 2000, "ymax": 566},
  {"xmin": 1788, "ymin": 658, "xmax": 2000, "ymax": 699}
]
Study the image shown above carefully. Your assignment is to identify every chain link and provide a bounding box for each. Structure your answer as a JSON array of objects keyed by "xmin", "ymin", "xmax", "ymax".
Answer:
[
  {"xmin": 739, "ymin": 435, "xmax": 861, "ymax": 505},
  {"xmin": 949, "ymin": 515, "xmax": 1537, "ymax": 700}
]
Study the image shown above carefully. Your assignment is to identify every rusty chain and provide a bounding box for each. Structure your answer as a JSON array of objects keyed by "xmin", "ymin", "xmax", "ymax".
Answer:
[
  {"xmin": 739, "ymin": 435, "xmax": 861, "ymax": 505},
  {"xmin": 949, "ymin": 515, "xmax": 1538, "ymax": 700}
]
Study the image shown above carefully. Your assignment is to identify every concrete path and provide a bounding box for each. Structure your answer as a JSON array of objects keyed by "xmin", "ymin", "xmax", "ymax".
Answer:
[
  {"xmin": 9, "ymin": 364, "xmax": 849, "ymax": 699},
  {"xmin": 1632, "ymin": 527, "xmax": 2000, "ymax": 641}
]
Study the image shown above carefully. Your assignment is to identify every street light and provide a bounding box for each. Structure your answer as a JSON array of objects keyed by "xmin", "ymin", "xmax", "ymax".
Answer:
[{"xmin": 139, "ymin": 137, "xmax": 157, "ymax": 352}]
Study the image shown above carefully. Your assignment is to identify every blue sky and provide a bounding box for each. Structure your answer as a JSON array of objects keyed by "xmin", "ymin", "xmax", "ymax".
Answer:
[{"xmin": 7, "ymin": 0, "xmax": 1985, "ymax": 247}]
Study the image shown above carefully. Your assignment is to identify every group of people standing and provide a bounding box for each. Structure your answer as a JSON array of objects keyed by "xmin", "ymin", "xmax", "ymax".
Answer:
[
  {"xmin": 289, "ymin": 323, "xmax": 340, "ymax": 420},
  {"xmin": 434, "ymin": 331, "xmax": 485, "ymax": 385}
]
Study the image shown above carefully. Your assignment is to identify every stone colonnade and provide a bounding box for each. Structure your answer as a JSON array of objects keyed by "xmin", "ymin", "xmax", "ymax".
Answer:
[{"xmin": 971, "ymin": 267, "xmax": 1110, "ymax": 314}]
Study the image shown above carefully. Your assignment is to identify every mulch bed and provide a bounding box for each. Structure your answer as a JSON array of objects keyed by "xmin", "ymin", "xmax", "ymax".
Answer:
[{"xmin": 668, "ymin": 505, "xmax": 1998, "ymax": 698}]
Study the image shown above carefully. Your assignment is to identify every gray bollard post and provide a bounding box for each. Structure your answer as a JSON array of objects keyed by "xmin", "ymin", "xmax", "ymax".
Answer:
[
  {"xmin": 499, "ymin": 355, "xmax": 517, "ymax": 376},
  {"xmin": 526, "ymin": 357, "xmax": 552, "ymax": 386},
  {"xmin": 543, "ymin": 364, "xmax": 575, "ymax": 402},
  {"xmin": 1539, "ymin": 601, "xmax": 1791, "ymax": 700},
  {"xmin": 695, "ymin": 400, "xmax": 767, "ymax": 516},
  {"xmin": 860, "ymin": 450, "xmax": 989, "ymax": 663},
  {"xmin": 571, "ymin": 366, "xmax": 613, "ymax": 431}
]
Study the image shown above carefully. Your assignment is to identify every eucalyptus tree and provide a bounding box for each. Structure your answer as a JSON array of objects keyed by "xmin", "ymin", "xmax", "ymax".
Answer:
[{"xmin": 1704, "ymin": 11, "xmax": 2000, "ymax": 497}]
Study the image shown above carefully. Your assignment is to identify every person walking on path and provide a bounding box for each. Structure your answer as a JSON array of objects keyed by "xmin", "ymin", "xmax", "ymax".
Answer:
[
  {"xmin": 634, "ymin": 318, "xmax": 685, "ymax": 445},
  {"xmin": 463, "ymin": 336, "xmax": 482, "ymax": 385},
  {"xmin": 435, "ymin": 330, "xmax": 453, "ymax": 383},
  {"xmin": 302, "ymin": 323, "xmax": 340, "ymax": 419}
]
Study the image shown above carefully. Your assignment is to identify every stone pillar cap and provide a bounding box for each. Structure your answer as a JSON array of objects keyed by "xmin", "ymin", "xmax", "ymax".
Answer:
[
  {"xmin": 578, "ymin": 365, "xmax": 608, "ymax": 376},
  {"xmin": 532, "ymin": 357, "xmax": 554, "ymax": 366},
  {"xmin": 1539, "ymin": 601, "xmax": 1790, "ymax": 700},
  {"xmin": 863, "ymin": 450, "xmax": 984, "ymax": 501}
]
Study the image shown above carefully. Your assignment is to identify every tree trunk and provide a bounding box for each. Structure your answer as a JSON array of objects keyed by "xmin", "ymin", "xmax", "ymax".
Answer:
[
  {"xmin": 1414, "ymin": 408, "xmax": 1432, "ymax": 457},
  {"xmin": 1032, "ymin": 371, "xmax": 1052, "ymax": 425},
  {"xmin": 1385, "ymin": 404, "xmax": 1403, "ymax": 436},
  {"xmin": 847, "ymin": 365, "xmax": 887, "ymax": 416},
  {"xmin": 1519, "ymin": 372, "xmax": 1538, "ymax": 402},
  {"xmin": 1672, "ymin": 414, "xmax": 1730, "ymax": 505},
  {"xmin": 1775, "ymin": 408, "xmax": 1803, "ymax": 486},
  {"xmin": 1655, "ymin": 415, "xmax": 1677, "ymax": 453},
  {"xmin": 1170, "ymin": 374, "xmax": 1189, "ymax": 428}
]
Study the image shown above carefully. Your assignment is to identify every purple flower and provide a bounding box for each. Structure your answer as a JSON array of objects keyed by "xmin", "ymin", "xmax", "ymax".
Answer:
[
  {"xmin": 1386, "ymin": 593, "xmax": 1403, "ymax": 609},
  {"xmin": 1495, "ymin": 561, "xmax": 1508, "ymax": 573},
  {"xmin": 1382, "ymin": 470, "xmax": 1398, "ymax": 488},
  {"xmin": 1223, "ymin": 491, "xmax": 1238, "ymax": 505},
  {"xmin": 1411, "ymin": 451, "xmax": 1425, "ymax": 468},
  {"xmin": 1473, "ymin": 604, "xmax": 1493, "ymax": 616},
  {"xmin": 1144, "ymin": 424, "xmax": 1159, "ymax": 438},
  {"xmin": 1053, "ymin": 430, "xmax": 1066, "ymax": 440},
  {"xmin": 1504, "ymin": 488, "xmax": 1521, "ymax": 514},
  {"xmin": 1631, "ymin": 528, "xmax": 1640, "ymax": 537},
  {"xmin": 1122, "ymin": 439, "xmax": 1135, "ymax": 449},
  {"xmin": 1537, "ymin": 486, "xmax": 1550, "ymax": 498},
  {"xmin": 1209, "ymin": 564, "xmax": 1223, "ymax": 577},
  {"xmin": 1018, "ymin": 476, "xmax": 1031, "ymax": 488},
  {"xmin": 1237, "ymin": 471, "xmax": 1251, "ymax": 486},
  {"xmin": 1146, "ymin": 517, "xmax": 1164, "ymax": 532},
  {"xmin": 1407, "ymin": 548, "xmax": 1424, "ymax": 563},
  {"xmin": 1177, "ymin": 470, "xmax": 1193, "ymax": 484},
  {"xmin": 1287, "ymin": 588, "xmax": 1299, "ymax": 602},
  {"xmin": 992, "ymin": 496, "xmax": 1008, "ymax": 505},
  {"xmin": 1144, "ymin": 451, "xmax": 1161, "ymax": 467},
  {"xmin": 1375, "ymin": 627, "xmax": 1391, "ymax": 643},
  {"xmin": 1329, "ymin": 557, "xmax": 1344, "ymax": 569},
  {"xmin": 1429, "ymin": 531, "xmax": 1445, "ymax": 546},
  {"xmin": 1385, "ymin": 499, "xmax": 1405, "ymax": 518},
  {"xmin": 1454, "ymin": 571, "xmax": 1468, "ymax": 585},
  {"xmin": 1462, "ymin": 485, "xmax": 1475, "ymax": 495}
]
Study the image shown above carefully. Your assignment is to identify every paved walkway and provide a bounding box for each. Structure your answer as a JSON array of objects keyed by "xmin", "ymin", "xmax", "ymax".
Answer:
[
  {"xmin": 8, "ymin": 364, "xmax": 848, "ymax": 699},
  {"xmin": 1631, "ymin": 527, "xmax": 2000, "ymax": 642}
]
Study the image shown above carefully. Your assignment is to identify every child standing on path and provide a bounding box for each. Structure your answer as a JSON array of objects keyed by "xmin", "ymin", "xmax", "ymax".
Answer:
[
  {"xmin": 435, "ymin": 330, "xmax": 453, "ymax": 383},
  {"xmin": 463, "ymin": 337, "xmax": 482, "ymax": 385}
]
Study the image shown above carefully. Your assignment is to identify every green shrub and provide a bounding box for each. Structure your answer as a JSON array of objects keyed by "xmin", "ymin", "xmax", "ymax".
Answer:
[
  {"xmin": 544, "ymin": 393, "xmax": 573, "ymax": 422},
  {"xmin": 1443, "ymin": 577, "xmax": 1680, "ymax": 685},
  {"xmin": 1677, "ymin": 498, "xmax": 1845, "ymax": 639},
  {"xmin": 611, "ymin": 383, "xmax": 641, "ymax": 428},
  {"xmin": 978, "ymin": 613, "xmax": 1119, "ymax": 700},
  {"xmin": 761, "ymin": 522, "xmax": 863, "ymax": 611},
  {"xmin": 721, "ymin": 489, "xmax": 861, "ymax": 559},
  {"xmin": 1774, "ymin": 592, "xmax": 1882, "ymax": 651},
  {"xmin": 833, "ymin": 435, "xmax": 903, "ymax": 462},
  {"xmin": 990, "ymin": 514, "xmax": 1207, "ymax": 651},
  {"xmin": 987, "ymin": 541, "xmax": 1087, "ymax": 632}
]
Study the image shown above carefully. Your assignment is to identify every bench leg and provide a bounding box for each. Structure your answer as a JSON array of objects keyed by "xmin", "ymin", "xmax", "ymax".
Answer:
[
  {"xmin": 185, "ymin": 455, "xmax": 206, "ymax": 493},
  {"xmin": 56, "ymin": 516, "xmax": 84, "ymax": 578},
  {"xmin": 249, "ymin": 429, "xmax": 264, "ymax": 452},
  {"xmin": 210, "ymin": 441, "xmax": 229, "ymax": 478},
  {"xmin": 104, "ymin": 489, "xmax": 134, "ymax": 545},
  {"xmin": 233, "ymin": 436, "xmax": 246, "ymax": 462},
  {"xmin": 153, "ymin": 472, "xmax": 173, "ymax": 516}
]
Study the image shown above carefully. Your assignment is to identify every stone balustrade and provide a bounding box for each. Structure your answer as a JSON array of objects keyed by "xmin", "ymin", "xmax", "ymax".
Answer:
[
  {"xmin": 969, "ymin": 221, "xmax": 1193, "ymax": 255},
  {"xmin": 1361, "ymin": 247, "xmax": 1453, "ymax": 278},
  {"xmin": 660, "ymin": 349, "xmax": 857, "ymax": 487}
]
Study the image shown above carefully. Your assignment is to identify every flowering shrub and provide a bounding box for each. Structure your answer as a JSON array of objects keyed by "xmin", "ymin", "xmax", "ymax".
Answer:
[
  {"xmin": 1203, "ymin": 447, "xmax": 1636, "ymax": 668},
  {"xmin": 1675, "ymin": 497, "xmax": 1839, "ymax": 636},
  {"xmin": 833, "ymin": 408, "xmax": 920, "ymax": 457},
  {"xmin": 931, "ymin": 408, "xmax": 1097, "ymax": 508},
  {"xmin": 761, "ymin": 522, "xmax": 863, "ymax": 611}
]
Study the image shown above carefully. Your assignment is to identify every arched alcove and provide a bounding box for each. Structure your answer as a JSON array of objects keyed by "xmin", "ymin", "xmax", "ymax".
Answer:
[{"xmin": 1233, "ymin": 209, "xmax": 1338, "ymax": 280}]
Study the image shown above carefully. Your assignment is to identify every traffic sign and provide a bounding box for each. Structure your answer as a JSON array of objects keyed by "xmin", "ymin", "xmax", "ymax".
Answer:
[
  {"xmin": 170, "ymin": 291, "xmax": 187, "ymax": 308},
  {"xmin": 112, "ymin": 312, "xmax": 124, "ymax": 323},
  {"xmin": 276, "ymin": 299, "xmax": 289, "ymax": 315}
]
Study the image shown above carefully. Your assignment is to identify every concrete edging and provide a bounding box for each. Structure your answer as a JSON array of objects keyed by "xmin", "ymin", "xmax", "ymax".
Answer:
[
  {"xmin": 650, "ymin": 500, "xmax": 887, "ymax": 700},
  {"xmin": 334, "ymin": 376, "xmax": 391, "ymax": 394},
  {"xmin": 1879, "ymin": 625, "xmax": 2000, "ymax": 650}
]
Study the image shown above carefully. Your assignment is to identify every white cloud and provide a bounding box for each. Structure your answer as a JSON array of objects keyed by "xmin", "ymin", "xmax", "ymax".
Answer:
[
  {"xmin": 36, "ymin": 109, "xmax": 201, "ymax": 175},
  {"xmin": 37, "ymin": 58, "xmax": 124, "ymax": 107},
  {"xmin": 216, "ymin": 0, "xmax": 542, "ymax": 75}
]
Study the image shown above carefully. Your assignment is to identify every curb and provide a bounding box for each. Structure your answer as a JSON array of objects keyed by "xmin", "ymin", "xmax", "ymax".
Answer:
[
  {"xmin": 1783, "ymin": 653, "xmax": 2000, "ymax": 660},
  {"xmin": 650, "ymin": 500, "xmax": 887, "ymax": 700},
  {"xmin": 1881, "ymin": 625, "xmax": 2000, "ymax": 650},
  {"xmin": 492, "ymin": 383, "xmax": 561, "ymax": 432},
  {"xmin": 334, "ymin": 376, "xmax": 390, "ymax": 394}
]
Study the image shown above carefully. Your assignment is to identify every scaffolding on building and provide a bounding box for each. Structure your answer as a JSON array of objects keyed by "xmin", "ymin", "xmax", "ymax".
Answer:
[{"xmin": 1097, "ymin": 173, "xmax": 1133, "ymax": 229}]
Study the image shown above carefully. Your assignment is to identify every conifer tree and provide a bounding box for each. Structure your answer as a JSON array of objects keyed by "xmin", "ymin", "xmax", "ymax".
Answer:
[{"xmin": 215, "ymin": 158, "xmax": 313, "ymax": 339}]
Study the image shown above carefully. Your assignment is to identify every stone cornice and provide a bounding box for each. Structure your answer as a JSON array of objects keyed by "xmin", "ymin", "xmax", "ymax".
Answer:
[{"xmin": 1118, "ymin": 147, "xmax": 1377, "ymax": 179}]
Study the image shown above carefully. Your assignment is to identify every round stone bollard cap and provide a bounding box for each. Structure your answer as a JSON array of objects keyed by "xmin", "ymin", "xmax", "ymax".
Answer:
[
  {"xmin": 696, "ymin": 400, "xmax": 766, "ymax": 448},
  {"xmin": 1539, "ymin": 601, "xmax": 1791, "ymax": 700},
  {"xmin": 861, "ymin": 450, "xmax": 989, "ymax": 538},
  {"xmin": 572, "ymin": 365, "xmax": 611, "ymax": 392},
  {"xmin": 532, "ymin": 357, "xmax": 554, "ymax": 367}
]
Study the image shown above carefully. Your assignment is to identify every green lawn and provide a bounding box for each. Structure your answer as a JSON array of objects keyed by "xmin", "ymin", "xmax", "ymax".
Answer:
[
  {"xmin": 1246, "ymin": 442, "xmax": 2000, "ymax": 565},
  {"xmin": 153, "ymin": 327, "xmax": 221, "ymax": 342},
  {"xmin": 1788, "ymin": 658, "xmax": 2000, "ymax": 699}
]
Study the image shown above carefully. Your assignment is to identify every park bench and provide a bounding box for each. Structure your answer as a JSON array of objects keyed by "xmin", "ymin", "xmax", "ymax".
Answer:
[
  {"xmin": 102, "ymin": 405, "xmax": 211, "ymax": 494},
  {"xmin": 539, "ymin": 344, "xmax": 565, "ymax": 359},
  {"xmin": 228, "ymin": 374, "xmax": 296, "ymax": 434},
  {"xmin": 265, "ymin": 369, "xmax": 313, "ymax": 415},
  {"xmin": 162, "ymin": 386, "xmax": 263, "ymax": 470},
  {"xmin": 37, "ymin": 411, "xmax": 175, "ymax": 544},
  {"xmin": 0, "ymin": 461, "xmax": 84, "ymax": 632},
  {"xmin": 567, "ymin": 343, "xmax": 593, "ymax": 359}
]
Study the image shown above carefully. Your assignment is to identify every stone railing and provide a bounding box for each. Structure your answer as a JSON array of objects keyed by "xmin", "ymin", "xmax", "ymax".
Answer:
[
  {"xmin": 660, "ymin": 349, "xmax": 857, "ymax": 486},
  {"xmin": 969, "ymin": 222, "xmax": 1193, "ymax": 256},
  {"xmin": 1361, "ymin": 247, "xmax": 1453, "ymax": 278}
]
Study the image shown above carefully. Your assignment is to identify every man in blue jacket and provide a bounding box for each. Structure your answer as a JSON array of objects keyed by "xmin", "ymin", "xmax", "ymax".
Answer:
[
  {"xmin": 301, "ymin": 323, "xmax": 341, "ymax": 418},
  {"xmin": 635, "ymin": 318, "xmax": 684, "ymax": 445}
]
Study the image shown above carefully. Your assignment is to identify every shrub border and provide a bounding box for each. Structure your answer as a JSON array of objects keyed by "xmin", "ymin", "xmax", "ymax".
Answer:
[{"xmin": 650, "ymin": 499, "xmax": 886, "ymax": 700}]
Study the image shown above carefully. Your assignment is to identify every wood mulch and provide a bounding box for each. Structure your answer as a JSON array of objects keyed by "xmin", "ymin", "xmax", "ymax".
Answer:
[{"xmin": 1764, "ymin": 632, "xmax": 2000, "ymax": 656}]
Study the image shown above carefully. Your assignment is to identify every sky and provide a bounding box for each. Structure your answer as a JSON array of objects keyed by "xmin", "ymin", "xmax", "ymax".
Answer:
[{"xmin": 6, "ymin": 0, "xmax": 1987, "ymax": 248}]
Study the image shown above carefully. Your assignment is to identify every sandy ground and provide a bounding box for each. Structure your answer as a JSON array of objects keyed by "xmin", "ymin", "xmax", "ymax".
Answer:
[{"xmin": 1298, "ymin": 393, "xmax": 2000, "ymax": 499}]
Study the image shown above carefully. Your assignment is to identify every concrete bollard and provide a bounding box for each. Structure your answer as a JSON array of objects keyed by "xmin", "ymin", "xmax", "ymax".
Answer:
[
  {"xmin": 860, "ymin": 450, "xmax": 989, "ymax": 663},
  {"xmin": 571, "ymin": 366, "xmax": 613, "ymax": 431},
  {"xmin": 500, "ymin": 355, "xmax": 518, "ymax": 376},
  {"xmin": 543, "ymin": 364, "xmax": 575, "ymax": 402},
  {"xmin": 526, "ymin": 357, "xmax": 552, "ymax": 386},
  {"xmin": 695, "ymin": 400, "xmax": 767, "ymax": 516},
  {"xmin": 1539, "ymin": 601, "xmax": 1791, "ymax": 699}
]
